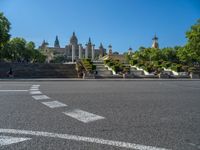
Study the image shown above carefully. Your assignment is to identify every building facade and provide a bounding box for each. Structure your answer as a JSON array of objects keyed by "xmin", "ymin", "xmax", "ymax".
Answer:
[{"xmin": 39, "ymin": 32, "xmax": 106, "ymax": 63}]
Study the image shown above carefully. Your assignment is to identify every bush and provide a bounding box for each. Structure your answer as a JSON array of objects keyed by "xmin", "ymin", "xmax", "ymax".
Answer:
[
  {"xmin": 85, "ymin": 58, "xmax": 91, "ymax": 62},
  {"xmin": 129, "ymin": 59, "xmax": 137, "ymax": 66},
  {"xmin": 161, "ymin": 61, "xmax": 171, "ymax": 68},
  {"xmin": 92, "ymin": 65, "xmax": 96, "ymax": 70},
  {"xmin": 107, "ymin": 62, "xmax": 114, "ymax": 67},
  {"xmin": 182, "ymin": 65, "xmax": 189, "ymax": 72},
  {"xmin": 188, "ymin": 67, "xmax": 196, "ymax": 72},
  {"xmin": 81, "ymin": 59, "xmax": 96, "ymax": 73},
  {"xmin": 104, "ymin": 60, "xmax": 110, "ymax": 64},
  {"xmin": 123, "ymin": 66, "xmax": 130, "ymax": 73},
  {"xmin": 112, "ymin": 65, "xmax": 120, "ymax": 72},
  {"xmin": 171, "ymin": 63, "xmax": 183, "ymax": 72}
]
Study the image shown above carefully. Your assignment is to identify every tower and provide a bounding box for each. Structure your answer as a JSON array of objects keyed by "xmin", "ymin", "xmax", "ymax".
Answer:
[
  {"xmin": 152, "ymin": 34, "xmax": 159, "ymax": 49},
  {"xmin": 86, "ymin": 37, "xmax": 92, "ymax": 58},
  {"xmin": 40, "ymin": 40, "xmax": 48, "ymax": 49},
  {"xmin": 99, "ymin": 43, "xmax": 104, "ymax": 58},
  {"xmin": 70, "ymin": 32, "xmax": 78, "ymax": 46},
  {"xmin": 54, "ymin": 36, "xmax": 60, "ymax": 48},
  {"xmin": 128, "ymin": 47, "xmax": 133, "ymax": 55}
]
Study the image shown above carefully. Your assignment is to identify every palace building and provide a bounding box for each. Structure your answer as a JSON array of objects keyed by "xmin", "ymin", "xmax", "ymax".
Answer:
[{"xmin": 39, "ymin": 32, "xmax": 106, "ymax": 63}]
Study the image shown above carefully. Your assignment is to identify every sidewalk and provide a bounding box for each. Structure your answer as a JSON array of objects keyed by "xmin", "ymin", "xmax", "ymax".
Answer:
[{"xmin": 0, "ymin": 78, "xmax": 200, "ymax": 82}]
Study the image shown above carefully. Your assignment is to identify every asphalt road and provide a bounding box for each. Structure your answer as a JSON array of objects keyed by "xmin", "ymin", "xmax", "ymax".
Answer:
[{"xmin": 0, "ymin": 80, "xmax": 200, "ymax": 150}]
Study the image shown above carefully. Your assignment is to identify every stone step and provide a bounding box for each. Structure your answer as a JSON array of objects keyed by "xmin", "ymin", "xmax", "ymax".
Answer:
[
  {"xmin": 97, "ymin": 72, "xmax": 112, "ymax": 75},
  {"xmin": 95, "ymin": 65, "xmax": 105, "ymax": 67},
  {"xmin": 93, "ymin": 62, "xmax": 113, "ymax": 76},
  {"xmin": 0, "ymin": 63, "xmax": 77, "ymax": 78},
  {"xmin": 96, "ymin": 68, "xmax": 109, "ymax": 71}
]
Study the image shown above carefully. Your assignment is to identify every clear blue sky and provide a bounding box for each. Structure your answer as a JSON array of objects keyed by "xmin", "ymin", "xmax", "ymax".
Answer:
[{"xmin": 0, "ymin": 0, "xmax": 199, "ymax": 53}]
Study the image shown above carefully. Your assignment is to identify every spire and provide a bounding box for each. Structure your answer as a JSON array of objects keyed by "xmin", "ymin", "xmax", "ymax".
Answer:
[
  {"xmin": 99, "ymin": 43, "xmax": 103, "ymax": 49},
  {"xmin": 42, "ymin": 40, "xmax": 46, "ymax": 46},
  {"xmin": 152, "ymin": 34, "xmax": 158, "ymax": 41},
  {"xmin": 88, "ymin": 37, "xmax": 92, "ymax": 44},
  {"xmin": 54, "ymin": 36, "xmax": 60, "ymax": 48},
  {"xmin": 99, "ymin": 43, "xmax": 104, "ymax": 57},
  {"xmin": 40, "ymin": 40, "xmax": 48, "ymax": 49}
]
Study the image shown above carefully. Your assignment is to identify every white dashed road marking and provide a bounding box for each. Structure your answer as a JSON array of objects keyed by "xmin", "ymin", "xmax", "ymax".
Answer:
[
  {"xmin": 42, "ymin": 101, "xmax": 67, "ymax": 108},
  {"xmin": 29, "ymin": 85, "xmax": 105, "ymax": 123},
  {"xmin": 63, "ymin": 109, "xmax": 105, "ymax": 123},
  {"xmin": 32, "ymin": 95, "xmax": 50, "ymax": 100},
  {"xmin": 0, "ymin": 135, "xmax": 31, "ymax": 146},
  {"xmin": 0, "ymin": 90, "xmax": 28, "ymax": 92},
  {"xmin": 0, "ymin": 129, "xmax": 170, "ymax": 150},
  {"xmin": 30, "ymin": 91, "xmax": 42, "ymax": 95}
]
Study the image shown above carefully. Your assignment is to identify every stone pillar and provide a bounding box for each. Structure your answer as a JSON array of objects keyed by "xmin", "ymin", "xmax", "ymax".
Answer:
[
  {"xmin": 79, "ymin": 44, "xmax": 82, "ymax": 59},
  {"xmin": 72, "ymin": 44, "xmax": 75, "ymax": 62},
  {"xmin": 92, "ymin": 44, "xmax": 95, "ymax": 60},
  {"xmin": 85, "ymin": 44, "xmax": 88, "ymax": 59}
]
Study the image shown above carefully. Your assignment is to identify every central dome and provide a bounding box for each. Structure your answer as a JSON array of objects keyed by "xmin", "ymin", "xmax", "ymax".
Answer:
[{"xmin": 70, "ymin": 32, "xmax": 78, "ymax": 45}]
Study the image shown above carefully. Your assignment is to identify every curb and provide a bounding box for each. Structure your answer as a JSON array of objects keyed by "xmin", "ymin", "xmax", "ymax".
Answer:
[{"xmin": 0, "ymin": 78, "xmax": 200, "ymax": 82}]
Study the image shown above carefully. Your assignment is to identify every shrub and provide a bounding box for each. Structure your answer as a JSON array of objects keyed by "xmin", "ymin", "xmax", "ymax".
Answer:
[
  {"xmin": 92, "ymin": 65, "xmax": 96, "ymax": 70},
  {"xmin": 123, "ymin": 66, "xmax": 130, "ymax": 73},
  {"xmin": 81, "ymin": 59, "xmax": 96, "ymax": 73},
  {"xmin": 104, "ymin": 60, "xmax": 110, "ymax": 64},
  {"xmin": 182, "ymin": 65, "xmax": 189, "ymax": 72},
  {"xmin": 112, "ymin": 65, "xmax": 120, "ymax": 72},
  {"xmin": 188, "ymin": 67, "xmax": 196, "ymax": 72},
  {"xmin": 107, "ymin": 62, "xmax": 114, "ymax": 67},
  {"xmin": 129, "ymin": 59, "xmax": 137, "ymax": 66}
]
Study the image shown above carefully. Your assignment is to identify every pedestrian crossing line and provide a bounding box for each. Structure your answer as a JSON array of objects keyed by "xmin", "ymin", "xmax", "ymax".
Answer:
[
  {"xmin": 63, "ymin": 109, "xmax": 105, "ymax": 123},
  {"xmin": 30, "ymin": 85, "xmax": 40, "ymax": 91},
  {"xmin": 41, "ymin": 101, "xmax": 67, "ymax": 108},
  {"xmin": 32, "ymin": 85, "xmax": 40, "ymax": 87},
  {"xmin": 32, "ymin": 95, "xmax": 50, "ymax": 100},
  {"xmin": 30, "ymin": 88, "xmax": 39, "ymax": 91},
  {"xmin": 30, "ymin": 91, "xmax": 42, "ymax": 95}
]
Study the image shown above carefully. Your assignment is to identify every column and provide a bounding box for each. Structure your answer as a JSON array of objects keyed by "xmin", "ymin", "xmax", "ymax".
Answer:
[
  {"xmin": 79, "ymin": 44, "xmax": 82, "ymax": 59},
  {"xmin": 92, "ymin": 44, "xmax": 95, "ymax": 60},
  {"xmin": 72, "ymin": 44, "xmax": 75, "ymax": 62},
  {"xmin": 85, "ymin": 44, "xmax": 88, "ymax": 59}
]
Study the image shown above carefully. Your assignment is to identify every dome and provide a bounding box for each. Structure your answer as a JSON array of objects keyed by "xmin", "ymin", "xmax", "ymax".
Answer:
[{"xmin": 70, "ymin": 32, "xmax": 78, "ymax": 45}]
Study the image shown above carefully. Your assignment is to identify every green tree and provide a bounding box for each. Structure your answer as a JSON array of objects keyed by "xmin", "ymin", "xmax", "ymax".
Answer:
[
  {"xmin": 0, "ymin": 12, "xmax": 11, "ymax": 60},
  {"xmin": 177, "ymin": 19, "xmax": 200, "ymax": 64},
  {"xmin": 26, "ymin": 41, "xmax": 35, "ymax": 50},
  {"xmin": 0, "ymin": 12, "xmax": 11, "ymax": 47},
  {"xmin": 161, "ymin": 47, "xmax": 178, "ymax": 62},
  {"xmin": 32, "ymin": 50, "xmax": 46, "ymax": 63},
  {"xmin": 9, "ymin": 38, "xmax": 26, "ymax": 62},
  {"xmin": 51, "ymin": 55, "xmax": 65, "ymax": 63}
]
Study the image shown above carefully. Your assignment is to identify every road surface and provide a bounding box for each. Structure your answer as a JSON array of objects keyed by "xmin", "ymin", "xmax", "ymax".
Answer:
[{"xmin": 0, "ymin": 80, "xmax": 200, "ymax": 150}]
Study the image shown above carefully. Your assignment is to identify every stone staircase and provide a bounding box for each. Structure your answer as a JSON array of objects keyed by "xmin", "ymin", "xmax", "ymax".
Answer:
[
  {"xmin": 130, "ymin": 67, "xmax": 145, "ymax": 77},
  {"xmin": 93, "ymin": 61, "xmax": 113, "ymax": 78},
  {"xmin": 0, "ymin": 63, "xmax": 77, "ymax": 78}
]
